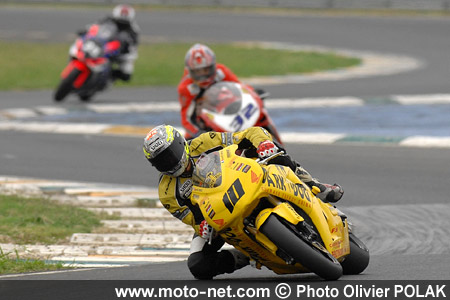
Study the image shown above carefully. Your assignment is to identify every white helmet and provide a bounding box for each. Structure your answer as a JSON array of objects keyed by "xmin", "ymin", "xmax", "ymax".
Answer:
[
  {"xmin": 184, "ymin": 44, "xmax": 217, "ymax": 88},
  {"xmin": 112, "ymin": 4, "xmax": 136, "ymax": 25}
]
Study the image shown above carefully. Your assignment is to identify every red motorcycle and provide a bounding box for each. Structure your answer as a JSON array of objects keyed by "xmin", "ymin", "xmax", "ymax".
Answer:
[
  {"xmin": 54, "ymin": 23, "xmax": 122, "ymax": 102},
  {"xmin": 194, "ymin": 81, "xmax": 283, "ymax": 144}
]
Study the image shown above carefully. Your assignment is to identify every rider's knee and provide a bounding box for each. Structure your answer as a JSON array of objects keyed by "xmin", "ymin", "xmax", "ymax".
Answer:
[
  {"xmin": 187, "ymin": 251, "xmax": 215, "ymax": 279},
  {"xmin": 187, "ymin": 250, "xmax": 235, "ymax": 279}
]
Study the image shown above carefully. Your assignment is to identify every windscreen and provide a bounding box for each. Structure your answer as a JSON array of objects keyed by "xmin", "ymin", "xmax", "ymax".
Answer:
[
  {"xmin": 202, "ymin": 82, "xmax": 242, "ymax": 115},
  {"xmin": 192, "ymin": 151, "xmax": 223, "ymax": 188},
  {"xmin": 86, "ymin": 23, "xmax": 118, "ymax": 43}
]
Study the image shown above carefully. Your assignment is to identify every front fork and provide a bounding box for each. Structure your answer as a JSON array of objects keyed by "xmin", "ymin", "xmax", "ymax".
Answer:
[{"xmin": 248, "ymin": 196, "xmax": 304, "ymax": 258}]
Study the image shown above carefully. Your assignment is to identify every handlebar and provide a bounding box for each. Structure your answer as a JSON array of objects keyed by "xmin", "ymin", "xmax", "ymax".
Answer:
[{"xmin": 256, "ymin": 151, "xmax": 286, "ymax": 165}]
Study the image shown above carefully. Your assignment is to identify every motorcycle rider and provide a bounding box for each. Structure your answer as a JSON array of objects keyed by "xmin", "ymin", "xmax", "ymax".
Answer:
[
  {"xmin": 71, "ymin": 4, "xmax": 140, "ymax": 82},
  {"xmin": 143, "ymin": 124, "xmax": 344, "ymax": 279},
  {"xmin": 178, "ymin": 44, "xmax": 278, "ymax": 140}
]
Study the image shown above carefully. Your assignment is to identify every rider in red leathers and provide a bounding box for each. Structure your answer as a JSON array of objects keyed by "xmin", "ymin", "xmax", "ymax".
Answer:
[{"xmin": 178, "ymin": 43, "xmax": 282, "ymax": 143}]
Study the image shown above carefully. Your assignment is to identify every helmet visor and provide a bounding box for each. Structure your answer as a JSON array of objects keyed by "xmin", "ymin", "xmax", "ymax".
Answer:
[
  {"xmin": 190, "ymin": 65, "xmax": 215, "ymax": 82},
  {"xmin": 150, "ymin": 139, "xmax": 186, "ymax": 175}
]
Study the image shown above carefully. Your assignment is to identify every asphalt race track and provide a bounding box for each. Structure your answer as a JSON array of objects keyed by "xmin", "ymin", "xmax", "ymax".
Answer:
[{"xmin": 0, "ymin": 6, "xmax": 449, "ymax": 282}]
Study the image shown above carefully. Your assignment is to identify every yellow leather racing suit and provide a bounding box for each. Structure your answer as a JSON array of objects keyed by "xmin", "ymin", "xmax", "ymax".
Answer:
[{"xmin": 158, "ymin": 127, "xmax": 273, "ymax": 234}]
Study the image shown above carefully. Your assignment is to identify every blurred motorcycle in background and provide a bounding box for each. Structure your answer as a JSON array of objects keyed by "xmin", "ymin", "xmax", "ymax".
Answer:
[{"xmin": 53, "ymin": 22, "xmax": 122, "ymax": 102}]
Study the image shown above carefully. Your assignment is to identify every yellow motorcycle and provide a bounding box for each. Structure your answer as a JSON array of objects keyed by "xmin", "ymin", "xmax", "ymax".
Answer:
[{"xmin": 191, "ymin": 144, "xmax": 369, "ymax": 280}]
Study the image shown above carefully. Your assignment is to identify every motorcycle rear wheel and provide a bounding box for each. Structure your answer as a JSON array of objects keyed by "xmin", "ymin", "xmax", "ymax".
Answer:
[
  {"xmin": 54, "ymin": 69, "xmax": 81, "ymax": 102},
  {"xmin": 260, "ymin": 214, "xmax": 343, "ymax": 280},
  {"xmin": 341, "ymin": 233, "xmax": 370, "ymax": 275}
]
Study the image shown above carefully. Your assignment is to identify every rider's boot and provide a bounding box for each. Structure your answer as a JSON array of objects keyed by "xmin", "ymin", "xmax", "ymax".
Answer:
[
  {"xmin": 188, "ymin": 237, "xmax": 249, "ymax": 279},
  {"xmin": 294, "ymin": 164, "xmax": 344, "ymax": 203},
  {"xmin": 229, "ymin": 249, "xmax": 250, "ymax": 271},
  {"xmin": 112, "ymin": 69, "xmax": 131, "ymax": 82}
]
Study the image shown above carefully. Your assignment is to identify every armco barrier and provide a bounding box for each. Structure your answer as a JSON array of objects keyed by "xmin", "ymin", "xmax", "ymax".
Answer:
[{"xmin": 2, "ymin": 0, "xmax": 450, "ymax": 11}]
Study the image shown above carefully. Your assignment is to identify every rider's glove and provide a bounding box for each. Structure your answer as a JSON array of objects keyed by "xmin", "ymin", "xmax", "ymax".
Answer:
[
  {"xmin": 257, "ymin": 140, "xmax": 279, "ymax": 159},
  {"xmin": 314, "ymin": 183, "xmax": 344, "ymax": 203},
  {"xmin": 199, "ymin": 220, "xmax": 215, "ymax": 240}
]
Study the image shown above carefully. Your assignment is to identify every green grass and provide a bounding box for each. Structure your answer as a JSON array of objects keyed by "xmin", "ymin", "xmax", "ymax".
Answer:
[
  {"xmin": 0, "ymin": 194, "xmax": 101, "ymax": 245},
  {"xmin": 0, "ymin": 42, "xmax": 68, "ymax": 90},
  {"xmin": 0, "ymin": 41, "xmax": 360, "ymax": 91},
  {"xmin": 0, "ymin": 249, "xmax": 66, "ymax": 274}
]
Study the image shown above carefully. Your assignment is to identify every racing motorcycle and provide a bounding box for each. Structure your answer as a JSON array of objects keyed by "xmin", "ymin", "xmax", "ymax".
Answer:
[
  {"xmin": 191, "ymin": 144, "xmax": 370, "ymax": 280},
  {"xmin": 53, "ymin": 23, "xmax": 121, "ymax": 102},
  {"xmin": 194, "ymin": 82, "xmax": 283, "ymax": 144}
]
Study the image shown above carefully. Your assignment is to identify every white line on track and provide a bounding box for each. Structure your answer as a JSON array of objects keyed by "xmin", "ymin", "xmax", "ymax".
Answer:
[
  {"xmin": 3, "ymin": 94, "xmax": 450, "ymax": 121},
  {"xmin": 0, "ymin": 268, "xmax": 103, "ymax": 279},
  {"xmin": 393, "ymin": 94, "xmax": 450, "ymax": 105}
]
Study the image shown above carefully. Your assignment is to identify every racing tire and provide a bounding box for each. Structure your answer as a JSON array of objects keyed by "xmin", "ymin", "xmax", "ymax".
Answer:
[
  {"xmin": 260, "ymin": 214, "xmax": 343, "ymax": 280},
  {"xmin": 79, "ymin": 92, "xmax": 93, "ymax": 102},
  {"xmin": 340, "ymin": 233, "xmax": 370, "ymax": 275},
  {"xmin": 54, "ymin": 69, "xmax": 81, "ymax": 102}
]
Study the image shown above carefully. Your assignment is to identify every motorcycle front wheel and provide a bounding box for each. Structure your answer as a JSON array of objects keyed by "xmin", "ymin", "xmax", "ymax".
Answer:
[
  {"xmin": 260, "ymin": 214, "xmax": 343, "ymax": 280},
  {"xmin": 78, "ymin": 91, "xmax": 94, "ymax": 102},
  {"xmin": 54, "ymin": 69, "xmax": 81, "ymax": 102},
  {"xmin": 340, "ymin": 233, "xmax": 370, "ymax": 275}
]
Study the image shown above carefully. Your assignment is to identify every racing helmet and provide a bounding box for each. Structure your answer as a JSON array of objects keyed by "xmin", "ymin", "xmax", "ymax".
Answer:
[
  {"xmin": 143, "ymin": 125, "xmax": 190, "ymax": 177},
  {"xmin": 112, "ymin": 4, "xmax": 136, "ymax": 25},
  {"xmin": 184, "ymin": 43, "xmax": 217, "ymax": 88}
]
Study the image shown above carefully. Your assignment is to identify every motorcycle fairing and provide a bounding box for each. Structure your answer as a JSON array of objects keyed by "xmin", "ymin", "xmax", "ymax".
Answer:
[
  {"xmin": 192, "ymin": 145, "xmax": 350, "ymax": 274},
  {"xmin": 198, "ymin": 83, "xmax": 262, "ymax": 132},
  {"xmin": 104, "ymin": 40, "xmax": 121, "ymax": 58},
  {"xmin": 260, "ymin": 163, "xmax": 350, "ymax": 259},
  {"xmin": 60, "ymin": 60, "xmax": 90, "ymax": 89}
]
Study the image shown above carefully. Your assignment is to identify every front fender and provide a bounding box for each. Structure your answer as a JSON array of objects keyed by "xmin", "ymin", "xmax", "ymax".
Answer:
[
  {"xmin": 252, "ymin": 203, "xmax": 304, "ymax": 255},
  {"xmin": 255, "ymin": 202, "xmax": 304, "ymax": 230},
  {"xmin": 60, "ymin": 60, "xmax": 91, "ymax": 89}
]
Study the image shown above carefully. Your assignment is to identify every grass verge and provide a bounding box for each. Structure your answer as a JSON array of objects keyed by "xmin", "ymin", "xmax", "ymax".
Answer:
[
  {"xmin": 0, "ymin": 194, "xmax": 102, "ymax": 274},
  {"xmin": 0, "ymin": 194, "xmax": 101, "ymax": 245},
  {"xmin": 0, "ymin": 249, "xmax": 66, "ymax": 275},
  {"xmin": 0, "ymin": 41, "xmax": 360, "ymax": 91}
]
